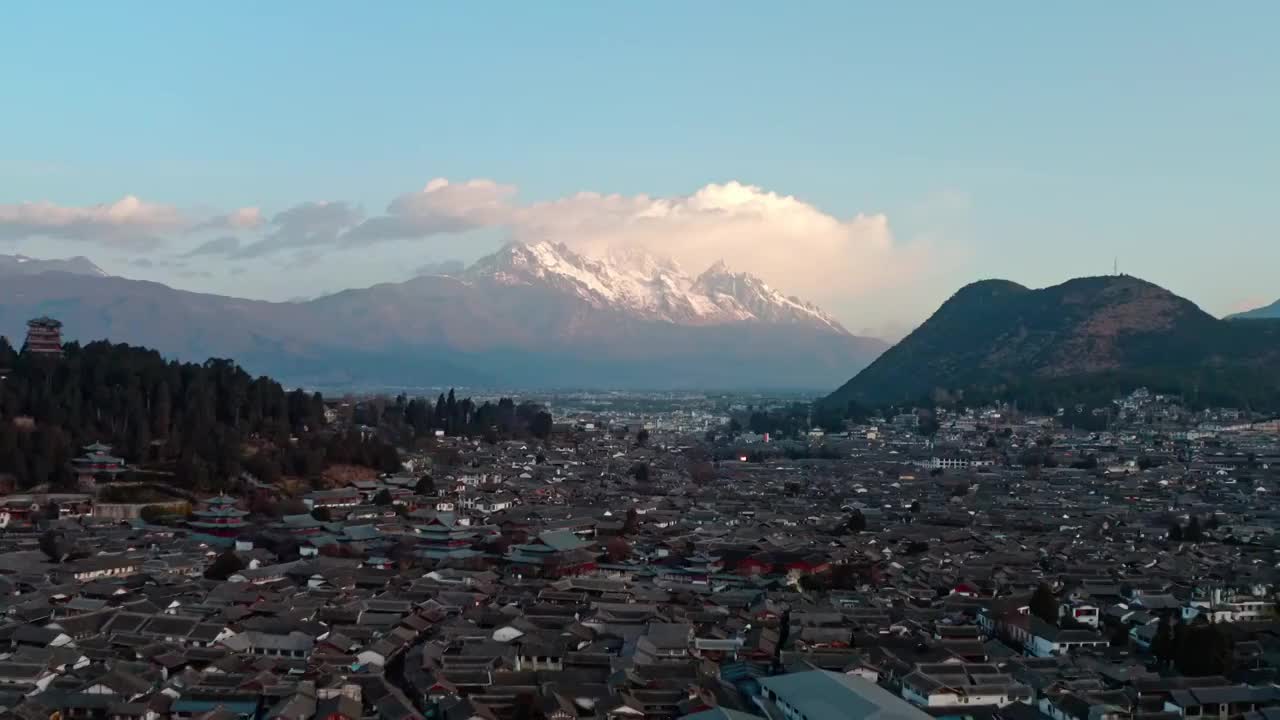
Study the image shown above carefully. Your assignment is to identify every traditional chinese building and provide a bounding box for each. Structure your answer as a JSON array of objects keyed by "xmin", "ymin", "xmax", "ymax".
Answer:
[
  {"xmin": 24, "ymin": 317, "xmax": 64, "ymax": 357},
  {"xmin": 187, "ymin": 495, "xmax": 249, "ymax": 537},
  {"xmin": 414, "ymin": 514, "xmax": 482, "ymax": 562},
  {"xmin": 71, "ymin": 442, "xmax": 128, "ymax": 486},
  {"xmin": 508, "ymin": 530, "xmax": 596, "ymax": 578}
]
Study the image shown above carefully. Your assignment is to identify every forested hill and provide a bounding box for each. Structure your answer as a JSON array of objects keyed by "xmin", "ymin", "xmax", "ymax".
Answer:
[
  {"xmin": 0, "ymin": 336, "xmax": 558, "ymax": 494},
  {"xmin": 0, "ymin": 337, "xmax": 327, "ymax": 491},
  {"xmin": 825, "ymin": 275, "xmax": 1280, "ymax": 412}
]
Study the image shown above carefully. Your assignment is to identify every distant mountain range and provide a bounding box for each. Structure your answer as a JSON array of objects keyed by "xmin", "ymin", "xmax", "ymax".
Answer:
[
  {"xmin": 0, "ymin": 254, "xmax": 109, "ymax": 277},
  {"xmin": 0, "ymin": 244, "xmax": 886, "ymax": 389},
  {"xmin": 826, "ymin": 275, "xmax": 1280, "ymax": 411},
  {"xmin": 1228, "ymin": 298, "xmax": 1280, "ymax": 320}
]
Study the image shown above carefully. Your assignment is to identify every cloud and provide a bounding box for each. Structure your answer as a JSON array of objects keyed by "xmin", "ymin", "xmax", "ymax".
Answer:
[
  {"xmin": 12, "ymin": 180, "xmax": 944, "ymax": 324},
  {"xmin": 338, "ymin": 177, "xmax": 934, "ymax": 317},
  {"xmin": 344, "ymin": 179, "xmax": 514, "ymax": 243},
  {"xmin": 413, "ymin": 259, "xmax": 466, "ymax": 276},
  {"xmin": 192, "ymin": 207, "xmax": 263, "ymax": 232},
  {"xmin": 0, "ymin": 195, "xmax": 184, "ymax": 249},
  {"xmin": 184, "ymin": 235, "xmax": 241, "ymax": 257},
  {"xmin": 514, "ymin": 181, "xmax": 922, "ymax": 316},
  {"xmin": 234, "ymin": 201, "xmax": 363, "ymax": 258}
]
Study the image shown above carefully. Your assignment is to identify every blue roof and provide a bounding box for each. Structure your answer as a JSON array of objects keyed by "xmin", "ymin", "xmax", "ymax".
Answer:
[
  {"xmin": 171, "ymin": 699, "xmax": 260, "ymax": 716},
  {"xmin": 757, "ymin": 671, "xmax": 932, "ymax": 720},
  {"xmin": 681, "ymin": 709, "xmax": 764, "ymax": 720}
]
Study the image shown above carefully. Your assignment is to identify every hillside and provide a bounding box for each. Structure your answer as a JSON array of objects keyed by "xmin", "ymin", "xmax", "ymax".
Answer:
[
  {"xmin": 0, "ymin": 339, "xmax": 329, "ymax": 492},
  {"xmin": 0, "ymin": 245, "xmax": 886, "ymax": 390},
  {"xmin": 1229, "ymin": 298, "xmax": 1280, "ymax": 320},
  {"xmin": 825, "ymin": 275, "xmax": 1280, "ymax": 411}
]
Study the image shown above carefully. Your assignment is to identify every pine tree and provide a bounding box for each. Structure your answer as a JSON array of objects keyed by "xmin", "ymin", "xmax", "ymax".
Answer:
[
  {"xmin": 1152, "ymin": 614, "xmax": 1176, "ymax": 665},
  {"xmin": 1030, "ymin": 583, "xmax": 1059, "ymax": 625},
  {"xmin": 204, "ymin": 550, "xmax": 244, "ymax": 581},
  {"xmin": 1185, "ymin": 516, "xmax": 1204, "ymax": 542}
]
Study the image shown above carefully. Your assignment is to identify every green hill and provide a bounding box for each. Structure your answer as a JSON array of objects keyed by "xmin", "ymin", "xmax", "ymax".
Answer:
[{"xmin": 825, "ymin": 275, "xmax": 1280, "ymax": 412}]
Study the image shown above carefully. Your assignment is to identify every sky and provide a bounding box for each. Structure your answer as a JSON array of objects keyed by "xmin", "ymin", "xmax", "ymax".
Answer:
[{"xmin": 1, "ymin": 2, "xmax": 1277, "ymax": 338}]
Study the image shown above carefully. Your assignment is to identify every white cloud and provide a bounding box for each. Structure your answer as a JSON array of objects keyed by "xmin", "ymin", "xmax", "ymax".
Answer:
[
  {"xmin": 344, "ymin": 179, "xmax": 514, "ymax": 243},
  {"xmin": 7, "ymin": 181, "xmax": 947, "ymax": 327},
  {"xmin": 234, "ymin": 201, "xmax": 363, "ymax": 258},
  {"xmin": 184, "ymin": 235, "xmax": 241, "ymax": 257},
  {"xmin": 193, "ymin": 207, "xmax": 264, "ymax": 232},
  {"xmin": 513, "ymin": 182, "xmax": 913, "ymax": 313},
  {"xmin": 0, "ymin": 195, "xmax": 184, "ymax": 249},
  {"xmin": 349, "ymin": 178, "xmax": 933, "ymax": 318},
  {"xmin": 350, "ymin": 176, "xmax": 931, "ymax": 316}
]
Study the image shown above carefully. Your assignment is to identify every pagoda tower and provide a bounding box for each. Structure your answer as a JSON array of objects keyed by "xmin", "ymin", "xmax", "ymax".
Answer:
[
  {"xmin": 187, "ymin": 495, "xmax": 249, "ymax": 537},
  {"xmin": 24, "ymin": 317, "xmax": 63, "ymax": 357}
]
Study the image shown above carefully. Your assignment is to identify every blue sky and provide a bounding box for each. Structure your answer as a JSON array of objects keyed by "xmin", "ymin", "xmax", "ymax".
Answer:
[{"xmin": 2, "ymin": 2, "xmax": 1277, "ymax": 333}]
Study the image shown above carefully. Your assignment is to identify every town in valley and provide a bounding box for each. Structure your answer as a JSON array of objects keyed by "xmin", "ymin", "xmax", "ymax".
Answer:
[{"xmin": 0, "ymin": 316, "xmax": 1279, "ymax": 720}]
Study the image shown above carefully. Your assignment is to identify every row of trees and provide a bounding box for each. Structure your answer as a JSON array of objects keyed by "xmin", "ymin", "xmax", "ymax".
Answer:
[
  {"xmin": 349, "ymin": 391, "xmax": 553, "ymax": 442},
  {"xmin": 1169, "ymin": 515, "xmax": 1219, "ymax": 542},
  {"xmin": 241, "ymin": 429, "xmax": 403, "ymax": 486},
  {"xmin": 0, "ymin": 339, "xmax": 326, "ymax": 491},
  {"xmin": 1152, "ymin": 614, "xmax": 1236, "ymax": 676}
]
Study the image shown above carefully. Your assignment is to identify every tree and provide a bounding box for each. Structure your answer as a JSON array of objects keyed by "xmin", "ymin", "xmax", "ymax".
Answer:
[
  {"xmin": 373, "ymin": 489, "xmax": 394, "ymax": 506},
  {"xmin": 1184, "ymin": 516, "xmax": 1204, "ymax": 542},
  {"xmin": 1109, "ymin": 622, "xmax": 1130, "ymax": 648},
  {"xmin": 204, "ymin": 550, "xmax": 244, "ymax": 581},
  {"xmin": 1175, "ymin": 620, "xmax": 1234, "ymax": 676},
  {"xmin": 844, "ymin": 511, "xmax": 867, "ymax": 534},
  {"xmin": 415, "ymin": 474, "xmax": 435, "ymax": 495},
  {"xmin": 530, "ymin": 411, "xmax": 553, "ymax": 440},
  {"xmin": 605, "ymin": 536, "xmax": 632, "ymax": 562},
  {"xmin": 917, "ymin": 414, "xmax": 941, "ymax": 438},
  {"xmin": 689, "ymin": 461, "xmax": 716, "ymax": 485},
  {"xmin": 909, "ymin": 500, "xmax": 922, "ymax": 514},
  {"xmin": 39, "ymin": 530, "xmax": 68, "ymax": 563},
  {"xmin": 1152, "ymin": 614, "xmax": 1176, "ymax": 665},
  {"xmin": 812, "ymin": 401, "xmax": 847, "ymax": 433},
  {"xmin": 636, "ymin": 428, "xmax": 650, "ymax": 447},
  {"xmin": 310, "ymin": 506, "xmax": 332, "ymax": 522},
  {"xmin": 1169, "ymin": 522, "xmax": 1184, "ymax": 542},
  {"xmin": 1029, "ymin": 583, "xmax": 1059, "ymax": 625},
  {"xmin": 629, "ymin": 462, "xmax": 650, "ymax": 484}
]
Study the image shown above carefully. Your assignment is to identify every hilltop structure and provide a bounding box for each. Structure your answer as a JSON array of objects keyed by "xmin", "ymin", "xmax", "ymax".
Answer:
[
  {"xmin": 23, "ymin": 316, "xmax": 63, "ymax": 357},
  {"xmin": 187, "ymin": 495, "xmax": 249, "ymax": 538}
]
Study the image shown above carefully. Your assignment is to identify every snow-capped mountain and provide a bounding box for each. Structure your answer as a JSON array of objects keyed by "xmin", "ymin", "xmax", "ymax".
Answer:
[
  {"xmin": 463, "ymin": 240, "xmax": 848, "ymax": 333},
  {"xmin": 0, "ymin": 254, "xmax": 109, "ymax": 277},
  {"xmin": 691, "ymin": 260, "xmax": 847, "ymax": 333},
  {"xmin": 0, "ymin": 242, "xmax": 886, "ymax": 389}
]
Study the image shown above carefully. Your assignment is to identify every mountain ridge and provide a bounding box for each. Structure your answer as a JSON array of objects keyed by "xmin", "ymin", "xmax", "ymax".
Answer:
[
  {"xmin": 1228, "ymin": 298, "xmax": 1280, "ymax": 320},
  {"xmin": 0, "ymin": 245, "xmax": 885, "ymax": 390},
  {"xmin": 0, "ymin": 253, "xmax": 108, "ymax": 277}
]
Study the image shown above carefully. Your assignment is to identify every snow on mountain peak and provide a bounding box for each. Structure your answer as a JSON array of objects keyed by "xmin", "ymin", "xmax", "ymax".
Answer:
[
  {"xmin": 465, "ymin": 241, "xmax": 847, "ymax": 333},
  {"xmin": 0, "ymin": 253, "xmax": 109, "ymax": 278}
]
